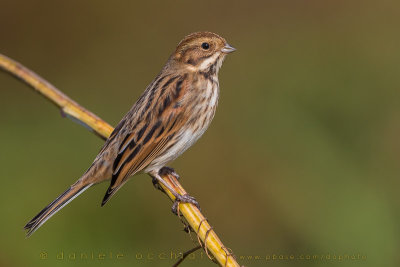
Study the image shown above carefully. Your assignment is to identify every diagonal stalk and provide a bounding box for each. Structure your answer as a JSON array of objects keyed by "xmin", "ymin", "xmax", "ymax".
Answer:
[{"xmin": 0, "ymin": 53, "xmax": 240, "ymax": 267}]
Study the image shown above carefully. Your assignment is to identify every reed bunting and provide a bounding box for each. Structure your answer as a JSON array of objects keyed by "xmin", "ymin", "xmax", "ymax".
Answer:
[{"xmin": 24, "ymin": 31, "xmax": 235, "ymax": 237}]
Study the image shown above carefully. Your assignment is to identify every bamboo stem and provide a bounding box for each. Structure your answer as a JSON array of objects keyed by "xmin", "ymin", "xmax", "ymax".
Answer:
[{"xmin": 0, "ymin": 53, "xmax": 240, "ymax": 267}]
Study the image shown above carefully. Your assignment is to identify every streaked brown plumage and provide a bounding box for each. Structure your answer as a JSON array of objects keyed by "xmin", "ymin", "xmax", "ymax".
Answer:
[{"xmin": 24, "ymin": 31, "xmax": 235, "ymax": 237}]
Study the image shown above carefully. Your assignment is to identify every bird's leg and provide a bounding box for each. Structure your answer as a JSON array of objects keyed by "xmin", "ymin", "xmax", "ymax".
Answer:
[
  {"xmin": 151, "ymin": 167, "xmax": 180, "ymax": 193},
  {"xmin": 159, "ymin": 166, "xmax": 180, "ymax": 180},
  {"xmin": 151, "ymin": 176, "xmax": 165, "ymax": 193},
  {"xmin": 150, "ymin": 170, "xmax": 200, "ymax": 215}
]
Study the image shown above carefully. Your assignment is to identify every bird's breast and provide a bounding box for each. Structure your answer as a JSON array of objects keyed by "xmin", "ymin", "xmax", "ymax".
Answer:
[
  {"xmin": 144, "ymin": 75, "xmax": 219, "ymax": 172},
  {"xmin": 183, "ymin": 75, "xmax": 219, "ymax": 144}
]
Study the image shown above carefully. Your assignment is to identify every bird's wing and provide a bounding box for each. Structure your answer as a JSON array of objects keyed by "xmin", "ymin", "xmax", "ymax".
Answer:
[{"xmin": 101, "ymin": 74, "xmax": 188, "ymax": 205}]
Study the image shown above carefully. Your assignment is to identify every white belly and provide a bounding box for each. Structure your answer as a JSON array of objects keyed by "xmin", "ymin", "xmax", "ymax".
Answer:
[{"xmin": 144, "ymin": 128, "xmax": 206, "ymax": 172}]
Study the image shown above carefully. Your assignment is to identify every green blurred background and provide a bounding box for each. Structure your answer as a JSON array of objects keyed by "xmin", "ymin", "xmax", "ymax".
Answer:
[{"xmin": 0, "ymin": 0, "xmax": 399, "ymax": 266}]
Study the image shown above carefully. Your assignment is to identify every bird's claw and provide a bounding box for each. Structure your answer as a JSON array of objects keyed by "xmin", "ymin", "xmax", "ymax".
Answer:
[{"xmin": 172, "ymin": 194, "xmax": 200, "ymax": 215}]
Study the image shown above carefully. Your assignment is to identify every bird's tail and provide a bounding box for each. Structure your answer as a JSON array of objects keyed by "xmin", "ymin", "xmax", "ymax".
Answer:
[{"xmin": 24, "ymin": 182, "xmax": 92, "ymax": 237}]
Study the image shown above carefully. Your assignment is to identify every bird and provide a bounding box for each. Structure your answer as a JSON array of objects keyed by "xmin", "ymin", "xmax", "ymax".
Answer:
[{"xmin": 24, "ymin": 31, "xmax": 235, "ymax": 237}]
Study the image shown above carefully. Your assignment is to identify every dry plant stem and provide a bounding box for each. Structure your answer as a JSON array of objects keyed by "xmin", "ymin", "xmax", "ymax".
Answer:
[
  {"xmin": 0, "ymin": 53, "xmax": 240, "ymax": 267},
  {"xmin": 0, "ymin": 53, "xmax": 112, "ymax": 140}
]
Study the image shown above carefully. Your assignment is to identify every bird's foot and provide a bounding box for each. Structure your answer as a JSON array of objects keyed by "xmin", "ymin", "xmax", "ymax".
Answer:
[{"xmin": 172, "ymin": 193, "xmax": 200, "ymax": 215}]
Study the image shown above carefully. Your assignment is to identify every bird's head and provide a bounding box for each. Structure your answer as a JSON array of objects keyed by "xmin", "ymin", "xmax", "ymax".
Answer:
[{"xmin": 172, "ymin": 32, "xmax": 235, "ymax": 73}]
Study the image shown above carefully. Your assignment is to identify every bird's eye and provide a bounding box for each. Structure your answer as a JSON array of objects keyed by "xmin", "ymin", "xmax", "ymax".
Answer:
[{"xmin": 201, "ymin": 42, "xmax": 210, "ymax": 50}]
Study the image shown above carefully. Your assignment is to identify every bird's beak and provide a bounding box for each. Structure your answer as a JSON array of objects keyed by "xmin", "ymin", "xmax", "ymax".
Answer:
[{"xmin": 221, "ymin": 43, "xmax": 236, "ymax": 54}]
